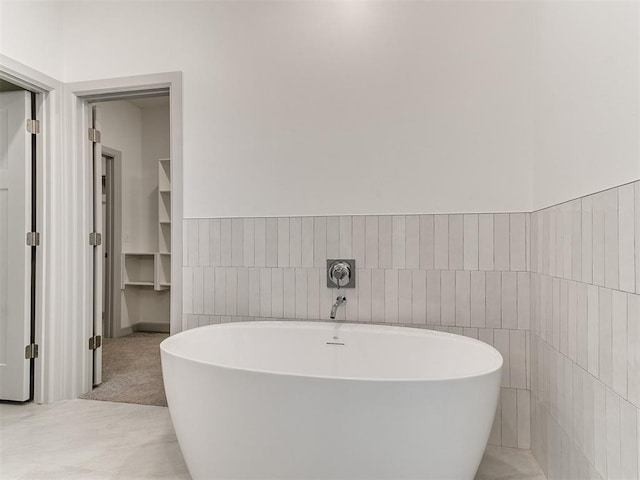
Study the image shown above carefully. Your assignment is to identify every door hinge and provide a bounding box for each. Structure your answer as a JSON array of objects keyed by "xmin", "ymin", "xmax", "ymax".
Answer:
[
  {"xmin": 26, "ymin": 119, "xmax": 40, "ymax": 135},
  {"xmin": 88, "ymin": 128, "xmax": 101, "ymax": 143},
  {"xmin": 89, "ymin": 232, "xmax": 102, "ymax": 246},
  {"xmin": 26, "ymin": 232, "xmax": 40, "ymax": 247},
  {"xmin": 89, "ymin": 335, "xmax": 102, "ymax": 350},
  {"xmin": 25, "ymin": 344, "xmax": 39, "ymax": 359}
]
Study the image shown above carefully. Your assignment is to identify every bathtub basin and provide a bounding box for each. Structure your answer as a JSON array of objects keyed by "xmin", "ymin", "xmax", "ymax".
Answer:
[{"xmin": 161, "ymin": 321, "xmax": 502, "ymax": 480}]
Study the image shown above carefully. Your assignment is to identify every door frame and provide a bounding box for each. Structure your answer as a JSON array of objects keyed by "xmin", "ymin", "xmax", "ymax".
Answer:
[
  {"xmin": 101, "ymin": 147, "xmax": 124, "ymax": 339},
  {"xmin": 65, "ymin": 72, "xmax": 183, "ymax": 394},
  {"xmin": 0, "ymin": 55, "xmax": 61, "ymax": 404}
]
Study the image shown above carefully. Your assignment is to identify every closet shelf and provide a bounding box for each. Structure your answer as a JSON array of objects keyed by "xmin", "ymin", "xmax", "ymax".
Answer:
[
  {"xmin": 124, "ymin": 281, "xmax": 154, "ymax": 287},
  {"xmin": 157, "ymin": 158, "xmax": 171, "ymax": 287},
  {"xmin": 121, "ymin": 158, "xmax": 172, "ymax": 291},
  {"xmin": 121, "ymin": 251, "xmax": 171, "ymax": 291}
]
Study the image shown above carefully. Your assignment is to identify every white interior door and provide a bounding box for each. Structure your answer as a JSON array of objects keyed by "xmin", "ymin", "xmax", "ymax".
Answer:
[
  {"xmin": 92, "ymin": 105, "xmax": 103, "ymax": 386},
  {"xmin": 0, "ymin": 91, "xmax": 32, "ymax": 401}
]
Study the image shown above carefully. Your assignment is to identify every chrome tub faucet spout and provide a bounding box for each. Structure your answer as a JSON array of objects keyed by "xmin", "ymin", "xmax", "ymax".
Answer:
[{"xmin": 330, "ymin": 296, "xmax": 347, "ymax": 320}]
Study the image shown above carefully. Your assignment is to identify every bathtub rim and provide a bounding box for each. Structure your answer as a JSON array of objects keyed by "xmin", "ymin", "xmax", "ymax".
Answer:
[{"xmin": 160, "ymin": 320, "xmax": 504, "ymax": 383}]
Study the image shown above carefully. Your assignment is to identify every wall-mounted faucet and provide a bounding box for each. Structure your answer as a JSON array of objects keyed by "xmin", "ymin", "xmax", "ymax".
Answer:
[{"xmin": 330, "ymin": 296, "xmax": 347, "ymax": 320}]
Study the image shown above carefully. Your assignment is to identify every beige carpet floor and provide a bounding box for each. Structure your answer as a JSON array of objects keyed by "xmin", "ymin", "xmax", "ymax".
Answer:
[{"xmin": 81, "ymin": 332, "xmax": 168, "ymax": 407}]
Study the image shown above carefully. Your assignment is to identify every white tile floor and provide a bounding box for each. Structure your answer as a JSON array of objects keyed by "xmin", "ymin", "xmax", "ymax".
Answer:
[{"xmin": 1, "ymin": 400, "xmax": 546, "ymax": 479}]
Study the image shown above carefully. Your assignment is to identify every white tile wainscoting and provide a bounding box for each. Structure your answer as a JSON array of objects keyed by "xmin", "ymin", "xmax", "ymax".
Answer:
[
  {"xmin": 181, "ymin": 180, "xmax": 639, "ymax": 479},
  {"xmin": 182, "ymin": 212, "xmax": 533, "ymax": 451},
  {"xmin": 530, "ymin": 181, "xmax": 640, "ymax": 480}
]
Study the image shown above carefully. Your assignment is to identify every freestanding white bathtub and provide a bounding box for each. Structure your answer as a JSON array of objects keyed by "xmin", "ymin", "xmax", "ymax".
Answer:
[{"xmin": 161, "ymin": 321, "xmax": 502, "ymax": 480}]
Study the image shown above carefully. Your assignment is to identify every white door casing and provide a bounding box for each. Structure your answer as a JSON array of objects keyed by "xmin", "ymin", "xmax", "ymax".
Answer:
[
  {"xmin": 91, "ymin": 105, "xmax": 103, "ymax": 386},
  {"xmin": 0, "ymin": 91, "xmax": 32, "ymax": 401}
]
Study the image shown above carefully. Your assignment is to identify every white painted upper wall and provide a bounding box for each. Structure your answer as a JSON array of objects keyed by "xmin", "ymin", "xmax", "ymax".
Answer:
[
  {"xmin": 58, "ymin": 0, "xmax": 536, "ymax": 216},
  {"xmin": 1, "ymin": 1, "xmax": 638, "ymax": 215},
  {"xmin": 532, "ymin": 1, "xmax": 640, "ymax": 210},
  {"xmin": 0, "ymin": 1, "xmax": 64, "ymax": 81},
  {"xmin": 96, "ymin": 100, "xmax": 143, "ymax": 253}
]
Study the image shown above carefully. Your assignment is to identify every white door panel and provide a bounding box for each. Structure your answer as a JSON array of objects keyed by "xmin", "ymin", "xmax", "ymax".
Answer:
[{"xmin": 0, "ymin": 91, "xmax": 31, "ymax": 401}]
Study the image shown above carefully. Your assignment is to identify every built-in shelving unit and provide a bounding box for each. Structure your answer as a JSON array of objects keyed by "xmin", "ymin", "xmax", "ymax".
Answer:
[
  {"xmin": 122, "ymin": 158, "xmax": 171, "ymax": 292},
  {"xmin": 156, "ymin": 252, "xmax": 171, "ymax": 290},
  {"xmin": 121, "ymin": 253, "xmax": 155, "ymax": 288},
  {"xmin": 158, "ymin": 159, "xmax": 171, "ymax": 255}
]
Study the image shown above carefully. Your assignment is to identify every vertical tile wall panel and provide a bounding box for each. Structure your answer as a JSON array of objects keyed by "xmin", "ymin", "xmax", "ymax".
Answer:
[
  {"xmin": 411, "ymin": 269, "xmax": 426, "ymax": 326},
  {"xmin": 571, "ymin": 199, "xmax": 582, "ymax": 282},
  {"xmin": 463, "ymin": 214, "xmax": 479, "ymax": 271},
  {"xmin": 592, "ymin": 192, "xmax": 606, "ymax": 287},
  {"xmin": 628, "ymin": 293, "xmax": 640, "ymax": 409},
  {"xmin": 307, "ymin": 268, "xmax": 320, "ymax": 320},
  {"xmin": 419, "ymin": 215, "xmax": 434, "ymax": 270},
  {"xmin": 358, "ymin": 268, "xmax": 372, "ymax": 322},
  {"xmin": 314, "ymin": 217, "xmax": 327, "ymax": 268},
  {"xmin": 470, "ymin": 271, "xmax": 486, "ymax": 328},
  {"xmin": 265, "ymin": 218, "xmax": 278, "ymax": 267},
  {"xmin": 398, "ymin": 270, "xmax": 412, "ymax": 323},
  {"xmin": 242, "ymin": 218, "xmax": 255, "ymax": 267},
  {"xmin": 426, "ymin": 270, "xmax": 441, "ymax": 325},
  {"xmin": 326, "ymin": 217, "xmax": 340, "ymax": 260},
  {"xmin": 510, "ymin": 213, "xmax": 526, "ymax": 271},
  {"xmin": 618, "ymin": 184, "xmax": 636, "ymax": 293},
  {"xmin": 187, "ymin": 219, "xmax": 198, "ymax": 267},
  {"xmin": 392, "ymin": 216, "xmax": 406, "ymax": 269},
  {"xmin": 271, "ymin": 269, "xmax": 284, "ymax": 318},
  {"xmin": 227, "ymin": 220, "xmax": 242, "ymax": 267},
  {"xmin": 434, "ymin": 215, "xmax": 449, "ymax": 270},
  {"xmin": 440, "ymin": 271, "xmax": 455, "ymax": 326},
  {"xmin": 248, "ymin": 269, "xmax": 260, "ymax": 317},
  {"xmin": 636, "ymin": 182, "xmax": 640, "ymax": 294},
  {"xmin": 371, "ymin": 269, "xmax": 385, "ymax": 323},
  {"xmin": 277, "ymin": 217, "xmax": 290, "ymax": 268},
  {"xmin": 225, "ymin": 268, "xmax": 238, "ymax": 316},
  {"xmin": 449, "ymin": 214, "xmax": 464, "ymax": 271},
  {"xmin": 405, "ymin": 216, "xmax": 420, "ymax": 269},
  {"xmin": 582, "ymin": 196, "xmax": 593, "ymax": 284},
  {"xmin": 295, "ymin": 269, "xmax": 307, "ymax": 319},
  {"xmin": 530, "ymin": 181, "xmax": 640, "ymax": 480},
  {"xmin": 289, "ymin": 217, "xmax": 302, "ymax": 268},
  {"xmin": 378, "ymin": 216, "xmax": 392, "ymax": 269},
  {"xmin": 455, "ymin": 271, "xmax": 470, "ymax": 327},
  {"xmin": 203, "ymin": 268, "xmax": 215, "ymax": 314},
  {"xmin": 283, "ymin": 268, "xmax": 295, "ymax": 319},
  {"xmin": 620, "ymin": 399, "xmax": 639, "ymax": 480},
  {"xmin": 237, "ymin": 268, "xmax": 249, "ymax": 316},
  {"xmin": 478, "ymin": 214, "xmax": 494, "ymax": 271},
  {"xmin": 364, "ymin": 216, "xmax": 378, "ymax": 269},
  {"xmin": 603, "ymin": 189, "xmax": 619, "ymax": 290},
  {"xmin": 485, "ymin": 272, "xmax": 502, "ymax": 329},
  {"xmin": 301, "ymin": 217, "xmax": 314, "ymax": 268},
  {"xmin": 494, "ymin": 214, "xmax": 510, "ymax": 271},
  {"xmin": 197, "ymin": 219, "xmax": 209, "ymax": 266},
  {"xmin": 611, "ymin": 291, "xmax": 627, "ymax": 398},
  {"xmin": 253, "ymin": 218, "xmax": 265, "ymax": 267},
  {"xmin": 338, "ymin": 216, "xmax": 352, "ymax": 259}
]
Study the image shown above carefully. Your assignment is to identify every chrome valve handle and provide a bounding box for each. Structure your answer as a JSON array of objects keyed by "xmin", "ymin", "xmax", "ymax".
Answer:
[
  {"xmin": 326, "ymin": 259, "xmax": 356, "ymax": 289},
  {"xmin": 329, "ymin": 262, "xmax": 351, "ymax": 289}
]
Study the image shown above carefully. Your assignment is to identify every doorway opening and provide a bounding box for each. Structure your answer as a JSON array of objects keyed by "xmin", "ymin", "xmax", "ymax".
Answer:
[
  {"xmin": 66, "ymin": 71, "xmax": 182, "ymax": 401},
  {"xmin": 82, "ymin": 95, "xmax": 171, "ymax": 406}
]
